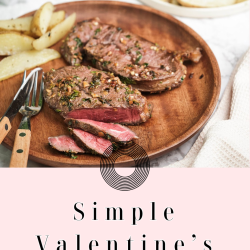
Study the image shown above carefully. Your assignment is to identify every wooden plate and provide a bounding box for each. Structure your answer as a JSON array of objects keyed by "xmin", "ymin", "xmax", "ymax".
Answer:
[{"xmin": 0, "ymin": 1, "xmax": 221, "ymax": 167}]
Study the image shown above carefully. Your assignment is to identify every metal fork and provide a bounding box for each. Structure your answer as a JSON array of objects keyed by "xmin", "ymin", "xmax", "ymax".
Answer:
[{"xmin": 9, "ymin": 68, "xmax": 44, "ymax": 168}]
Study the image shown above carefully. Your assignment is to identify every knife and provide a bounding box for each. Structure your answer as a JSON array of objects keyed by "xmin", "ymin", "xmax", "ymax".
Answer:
[{"xmin": 0, "ymin": 69, "xmax": 39, "ymax": 144}]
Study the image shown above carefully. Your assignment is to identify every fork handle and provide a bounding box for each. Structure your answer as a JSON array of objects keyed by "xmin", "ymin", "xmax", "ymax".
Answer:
[
  {"xmin": 9, "ymin": 129, "xmax": 31, "ymax": 168},
  {"xmin": 0, "ymin": 116, "xmax": 11, "ymax": 144}
]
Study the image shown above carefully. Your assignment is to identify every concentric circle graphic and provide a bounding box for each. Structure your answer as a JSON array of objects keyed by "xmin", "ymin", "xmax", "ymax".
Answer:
[{"xmin": 100, "ymin": 142, "xmax": 150, "ymax": 191}]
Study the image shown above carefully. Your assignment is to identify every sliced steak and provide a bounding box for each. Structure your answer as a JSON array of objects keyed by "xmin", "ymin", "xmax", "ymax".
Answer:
[
  {"xmin": 61, "ymin": 17, "xmax": 202, "ymax": 93},
  {"xmin": 48, "ymin": 135, "xmax": 85, "ymax": 154},
  {"xmin": 71, "ymin": 128, "xmax": 112, "ymax": 156},
  {"xmin": 43, "ymin": 65, "xmax": 153, "ymax": 125},
  {"xmin": 65, "ymin": 118, "xmax": 138, "ymax": 142}
]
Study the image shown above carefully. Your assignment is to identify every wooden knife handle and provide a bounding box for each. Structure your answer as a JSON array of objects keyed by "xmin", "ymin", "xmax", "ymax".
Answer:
[
  {"xmin": 9, "ymin": 129, "xmax": 31, "ymax": 168},
  {"xmin": 0, "ymin": 116, "xmax": 11, "ymax": 144}
]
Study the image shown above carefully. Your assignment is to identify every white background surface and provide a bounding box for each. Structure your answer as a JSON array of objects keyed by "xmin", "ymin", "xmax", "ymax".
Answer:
[{"xmin": 0, "ymin": 0, "xmax": 249, "ymax": 167}]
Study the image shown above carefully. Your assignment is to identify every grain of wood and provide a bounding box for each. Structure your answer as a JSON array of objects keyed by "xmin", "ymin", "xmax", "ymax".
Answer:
[
  {"xmin": 9, "ymin": 129, "xmax": 31, "ymax": 168},
  {"xmin": 0, "ymin": 116, "xmax": 11, "ymax": 144}
]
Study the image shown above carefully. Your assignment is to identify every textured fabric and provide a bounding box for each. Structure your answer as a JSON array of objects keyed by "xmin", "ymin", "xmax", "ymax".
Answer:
[{"xmin": 168, "ymin": 49, "xmax": 250, "ymax": 168}]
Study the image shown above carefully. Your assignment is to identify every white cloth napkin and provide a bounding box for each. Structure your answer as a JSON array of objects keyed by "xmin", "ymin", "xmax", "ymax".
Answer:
[{"xmin": 168, "ymin": 49, "xmax": 250, "ymax": 168}]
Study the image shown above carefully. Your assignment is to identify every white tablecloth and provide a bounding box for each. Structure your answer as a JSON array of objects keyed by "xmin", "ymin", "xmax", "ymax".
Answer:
[{"xmin": 0, "ymin": 0, "xmax": 249, "ymax": 167}]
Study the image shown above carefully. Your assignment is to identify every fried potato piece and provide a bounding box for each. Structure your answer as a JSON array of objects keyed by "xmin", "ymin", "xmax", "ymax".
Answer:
[
  {"xmin": 48, "ymin": 10, "xmax": 65, "ymax": 31},
  {"xmin": 30, "ymin": 2, "xmax": 54, "ymax": 37},
  {"xmin": 177, "ymin": 0, "xmax": 236, "ymax": 7},
  {"xmin": 0, "ymin": 16, "xmax": 32, "ymax": 32},
  {"xmin": 33, "ymin": 13, "xmax": 76, "ymax": 51},
  {"xmin": 0, "ymin": 49, "xmax": 61, "ymax": 81},
  {"xmin": 0, "ymin": 31, "xmax": 34, "ymax": 55}
]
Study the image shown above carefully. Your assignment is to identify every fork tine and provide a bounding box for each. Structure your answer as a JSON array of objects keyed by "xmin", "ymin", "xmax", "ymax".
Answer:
[
  {"xmin": 38, "ymin": 72, "xmax": 44, "ymax": 108},
  {"xmin": 31, "ymin": 71, "xmax": 38, "ymax": 106},
  {"xmin": 25, "ymin": 74, "xmax": 34, "ymax": 107}
]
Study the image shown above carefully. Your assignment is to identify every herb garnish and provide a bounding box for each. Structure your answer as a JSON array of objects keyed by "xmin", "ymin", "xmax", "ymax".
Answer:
[
  {"xmin": 102, "ymin": 61, "xmax": 111, "ymax": 67},
  {"xmin": 82, "ymin": 98, "xmax": 91, "ymax": 103},
  {"xmin": 119, "ymin": 75, "xmax": 136, "ymax": 85},
  {"xmin": 95, "ymin": 28, "xmax": 101, "ymax": 35},
  {"xmin": 74, "ymin": 37, "xmax": 83, "ymax": 48},
  {"xmin": 135, "ymin": 51, "xmax": 142, "ymax": 64}
]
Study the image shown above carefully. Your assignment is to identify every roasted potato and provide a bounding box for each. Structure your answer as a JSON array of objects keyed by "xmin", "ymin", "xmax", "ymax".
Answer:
[
  {"xmin": 33, "ymin": 12, "xmax": 76, "ymax": 51},
  {"xmin": 48, "ymin": 10, "xmax": 65, "ymax": 31},
  {"xmin": 0, "ymin": 49, "xmax": 61, "ymax": 81},
  {"xmin": 176, "ymin": 0, "xmax": 237, "ymax": 7},
  {"xmin": 0, "ymin": 31, "xmax": 34, "ymax": 55},
  {"xmin": 30, "ymin": 2, "xmax": 54, "ymax": 37},
  {"xmin": 0, "ymin": 16, "xmax": 32, "ymax": 32}
]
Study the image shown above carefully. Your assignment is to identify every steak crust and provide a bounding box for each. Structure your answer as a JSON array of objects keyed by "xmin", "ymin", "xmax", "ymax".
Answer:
[
  {"xmin": 43, "ymin": 65, "xmax": 152, "ymax": 125},
  {"xmin": 61, "ymin": 17, "xmax": 202, "ymax": 93}
]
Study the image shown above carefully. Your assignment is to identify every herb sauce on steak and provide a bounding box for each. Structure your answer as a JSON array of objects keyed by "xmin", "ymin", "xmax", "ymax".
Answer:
[
  {"xmin": 61, "ymin": 17, "xmax": 202, "ymax": 93},
  {"xmin": 43, "ymin": 65, "xmax": 152, "ymax": 125}
]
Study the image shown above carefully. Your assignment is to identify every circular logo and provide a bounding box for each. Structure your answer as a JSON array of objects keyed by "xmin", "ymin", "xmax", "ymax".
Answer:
[{"xmin": 100, "ymin": 142, "xmax": 150, "ymax": 191}]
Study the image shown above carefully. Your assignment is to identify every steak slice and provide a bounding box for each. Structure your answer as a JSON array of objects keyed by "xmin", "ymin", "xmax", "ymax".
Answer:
[
  {"xmin": 71, "ymin": 128, "xmax": 112, "ymax": 156},
  {"xmin": 48, "ymin": 135, "xmax": 85, "ymax": 154},
  {"xmin": 43, "ymin": 65, "xmax": 153, "ymax": 125},
  {"xmin": 60, "ymin": 17, "xmax": 202, "ymax": 93},
  {"xmin": 65, "ymin": 118, "xmax": 138, "ymax": 142}
]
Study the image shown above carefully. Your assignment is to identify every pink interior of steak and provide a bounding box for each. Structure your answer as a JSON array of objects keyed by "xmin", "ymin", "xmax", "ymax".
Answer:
[
  {"xmin": 48, "ymin": 135, "xmax": 84, "ymax": 153},
  {"xmin": 73, "ymin": 129, "xmax": 112, "ymax": 155},
  {"xmin": 76, "ymin": 119, "xmax": 138, "ymax": 141},
  {"xmin": 65, "ymin": 107, "xmax": 141, "ymax": 124}
]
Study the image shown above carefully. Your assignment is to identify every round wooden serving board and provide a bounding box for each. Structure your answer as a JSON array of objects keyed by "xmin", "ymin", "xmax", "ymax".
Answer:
[{"xmin": 0, "ymin": 1, "xmax": 220, "ymax": 167}]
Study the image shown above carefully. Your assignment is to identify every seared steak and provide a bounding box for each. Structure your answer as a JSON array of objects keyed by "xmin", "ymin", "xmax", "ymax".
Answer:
[
  {"xmin": 71, "ymin": 128, "xmax": 112, "ymax": 156},
  {"xmin": 65, "ymin": 118, "xmax": 138, "ymax": 142},
  {"xmin": 43, "ymin": 65, "xmax": 152, "ymax": 125},
  {"xmin": 48, "ymin": 135, "xmax": 85, "ymax": 154},
  {"xmin": 61, "ymin": 17, "xmax": 202, "ymax": 93}
]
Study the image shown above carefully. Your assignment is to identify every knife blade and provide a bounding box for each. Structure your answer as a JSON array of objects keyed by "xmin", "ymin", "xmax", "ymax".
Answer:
[{"xmin": 0, "ymin": 68, "xmax": 41, "ymax": 144}]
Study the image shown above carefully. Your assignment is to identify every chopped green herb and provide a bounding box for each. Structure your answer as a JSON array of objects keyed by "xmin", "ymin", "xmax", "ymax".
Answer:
[
  {"xmin": 112, "ymin": 142, "xmax": 119, "ymax": 151},
  {"xmin": 102, "ymin": 61, "xmax": 111, "ymax": 67},
  {"xmin": 117, "ymin": 27, "xmax": 122, "ymax": 31},
  {"xmin": 71, "ymin": 154, "xmax": 77, "ymax": 159},
  {"xmin": 87, "ymin": 65, "xmax": 91, "ymax": 69},
  {"xmin": 95, "ymin": 28, "xmax": 101, "ymax": 35},
  {"xmin": 126, "ymin": 47, "xmax": 133, "ymax": 54},
  {"xmin": 150, "ymin": 70, "xmax": 156, "ymax": 79},
  {"xmin": 82, "ymin": 98, "xmax": 91, "ymax": 102},
  {"xmin": 143, "ymin": 63, "xmax": 148, "ymax": 67},
  {"xmin": 127, "ymin": 64, "xmax": 134, "ymax": 67},
  {"xmin": 119, "ymin": 75, "xmax": 136, "ymax": 85},
  {"xmin": 125, "ymin": 35, "xmax": 131, "ymax": 39},
  {"xmin": 55, "ymin": 109, "xmax": 62, "ymax": 113},
  {"xmin": 135, "ymin": 51, "xmax": 142, "ymax": 64},
  {"xmin": 74, "ymin": 37, "xmax": 83, "ymax": 48},
  {"xmin": 160, "ymin": 65, "xmax": 165, "ymax": 69},
  {"xmin": 106, "ymin": 134, "xmax": 112, "ymax": 140}
]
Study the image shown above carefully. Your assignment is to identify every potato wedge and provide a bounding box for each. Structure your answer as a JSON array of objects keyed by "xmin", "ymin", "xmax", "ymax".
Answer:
[
  {"xmin": 30, "ymin": 2, "xmax": 54, "ymax": 37},
  {"xmin": 177, "ymin": 0, "xmax": 236, "ymax": 7},
  {"xmin": 33, "ymin": 13, "xmax": 76, "ymax": 51},
  {"xmin": 0, "ymin": 16, "xmax": 32, "ymax": 32},
  {"xmin": 0, "ymin": 31, "xmax": 34, "ymax": 55},
  {"xmin": 48, "ymin": 10, "xmax": 65, "ymax": 31},
  {"xmin": 0, "ymin": 49, "xmax": 60, "ymax": 81}
]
